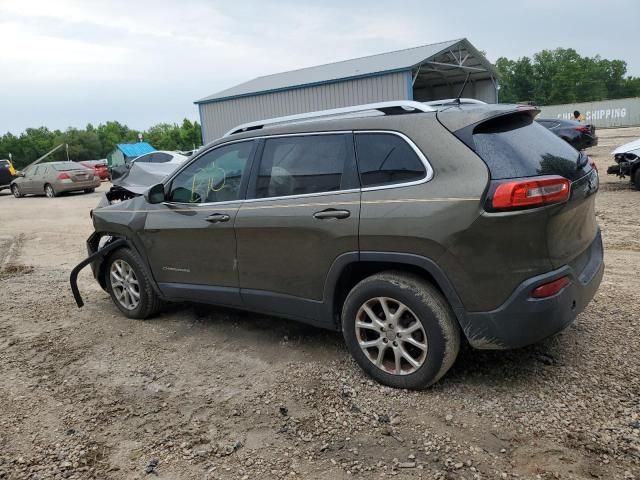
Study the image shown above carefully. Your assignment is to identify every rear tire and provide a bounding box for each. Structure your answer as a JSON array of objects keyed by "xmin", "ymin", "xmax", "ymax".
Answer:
[
  {"xmin": 84, "ymin": 188, "xmax": 95, "ymax": 194},
  {"xmin": 11, "ymin": 184, "xmax": 22, "ymax": 198},
  {"xmin": 105, "ymin": 248, "xmax": 163, "ymax": 319},
  {"xmin": 341, "ymin": 271, "xmax": 460, "ymax": 389},
  {"xmin": 44, "ymin": 184, "xmax": 56, "ymax": 198},
  {"xmin": 633, "ymin": 168, "xmax": 640, "ymax": 190}
]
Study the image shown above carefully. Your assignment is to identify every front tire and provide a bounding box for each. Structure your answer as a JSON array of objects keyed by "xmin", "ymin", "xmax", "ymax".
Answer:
[
  {"xmin": 105, "ymin": 248, "xmax": 163, "ymax": 319},
  {"xmin": 11, "ymin": 184, "xmax": 22, "ymax": 198},
  {"xmin": 44, "ymin": 184, "xmax": 56, "ymax": 198},
  {"xmin": 342, "ymin": 271, "xmax": 460, "ymax": 389}
]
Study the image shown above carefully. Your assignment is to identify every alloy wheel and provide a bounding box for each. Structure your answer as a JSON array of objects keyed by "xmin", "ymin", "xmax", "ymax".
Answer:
[
  {"xmin": 45, "ymin": 185, "xmax": 55, "ymax": 198},
  {"xmin": 11, "ymin": 185, "xmax": 20, "ymax": 198},
  {"xmin": 110, "ymin": 259, "xmax": 140, "ymax": 310},
  {"xmin": 355, "ymin": 297, "xmax": 428, "ymax": 375}
]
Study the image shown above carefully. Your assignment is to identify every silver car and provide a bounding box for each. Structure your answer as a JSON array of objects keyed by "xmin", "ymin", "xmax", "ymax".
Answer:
[{"xmin": 11, "ymin": 161, "xmax": 101, "ymax": 198}]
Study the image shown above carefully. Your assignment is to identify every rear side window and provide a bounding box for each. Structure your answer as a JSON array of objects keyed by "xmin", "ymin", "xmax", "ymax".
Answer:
[
  {"xmin": 473, "ymin": 114, "xmax": 582, "ymax": 180},
  {"xmin": 355, "ymin": 133, "xmax": 427, "ymax": 188},
  {"xmin": 255, "ymin": 134, "xmax": 355, "ymax": 198}
]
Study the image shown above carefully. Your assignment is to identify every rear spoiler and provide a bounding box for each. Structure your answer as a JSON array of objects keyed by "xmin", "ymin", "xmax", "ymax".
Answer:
[
  {"xmin": 436, "ymin": 104, "xmax": 540, "ymax": 134},
  {"xmin": 436, "ymin": 104, "xmax": 540, "ymax": 150}
]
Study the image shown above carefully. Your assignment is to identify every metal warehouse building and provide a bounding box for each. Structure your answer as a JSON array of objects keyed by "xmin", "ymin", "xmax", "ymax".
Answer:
[{"xmin": 195, "ymin": 38, "xmax": 499, "ymax": 143}]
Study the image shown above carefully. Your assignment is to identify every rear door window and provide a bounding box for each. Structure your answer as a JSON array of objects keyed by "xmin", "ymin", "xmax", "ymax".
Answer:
[
  {"xmin": 472, "ymin": 113, "xmax": 586, "ymax": 180},
  {"xmin": 354, "ymin": 133, "xmax": 427, "ymax": 188},
  {"xmin": 253, "ymin": 134, "xmax": 356, "ymax": 199}
]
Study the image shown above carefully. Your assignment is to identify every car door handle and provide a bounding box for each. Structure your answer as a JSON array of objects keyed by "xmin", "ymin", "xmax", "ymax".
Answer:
[
  {"xmin": 313, "ymin": 209, "xmax": 351, "ymax": 220},
  {"xmin": 205, "ymin": 213, "xmax": 230, "ymax": 223}
]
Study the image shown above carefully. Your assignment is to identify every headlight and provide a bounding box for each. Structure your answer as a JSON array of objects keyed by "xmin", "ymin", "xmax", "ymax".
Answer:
[{"xmin": 98, "ymin": 235, "xmax": 113, "ymax": 250}]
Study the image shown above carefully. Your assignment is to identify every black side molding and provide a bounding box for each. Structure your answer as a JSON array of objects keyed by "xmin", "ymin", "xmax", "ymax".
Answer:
[{"xmin": 69, "ymin": 238, "xmax": 127, "ymax": 308}]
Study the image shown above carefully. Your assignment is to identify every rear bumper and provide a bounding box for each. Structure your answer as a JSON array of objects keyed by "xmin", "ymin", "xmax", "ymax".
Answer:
[
  {"xmin": 57, "ymin": 179, "xmax": 101, "ymax": 192},
  {"xmin": 462, "ymin": 230, "xmax": 604, "ymax": 350},
  {"xmin": 574, "ymin": 134, "xmax": 598, "ymax": 150}
]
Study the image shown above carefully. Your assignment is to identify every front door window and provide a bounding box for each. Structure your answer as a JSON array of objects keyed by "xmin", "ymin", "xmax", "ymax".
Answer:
[{"xmin": 169, "ymin": 141, "xmax": 254, "ymax": 203}]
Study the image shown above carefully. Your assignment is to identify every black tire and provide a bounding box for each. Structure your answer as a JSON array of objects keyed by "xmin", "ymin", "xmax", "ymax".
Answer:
[
  {"xmin": 84, "ymin": 188, "xmax": 95, "ymax": 194},
  {"xmin": 105, "ymin": 248, "xmax": 163, "ymax": 319},
  {"xmin": 633, "ymin": 168, "xmax": 640, "ymax": 190},
  {"xmin": 342, "ymin": 271, "xmax": 460, "ymax": 389},
  {"xmin": 11, "ymin": 184, "xmax": 22, "ymax": 198},
  {"xmin": 44, "ymin": 184, "xmax": 56, "ymax": 198}
]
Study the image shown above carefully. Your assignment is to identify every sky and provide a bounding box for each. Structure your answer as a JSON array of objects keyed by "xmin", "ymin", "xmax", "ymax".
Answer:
[{"xmin": 1, "ymin": 0, "xmax": 639, "ymax": 135}]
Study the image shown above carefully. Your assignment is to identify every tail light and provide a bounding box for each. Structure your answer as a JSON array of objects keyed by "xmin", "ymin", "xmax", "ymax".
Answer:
[
  {"xmin": 531, "ymin": 276, "xmax": 571, "ymax": 299},
  {"xmin": 57, "ymin": 172, "xmax": 71, "ymax": 180},
  {"xmin": 588, "ymin": 156, "xmax": 598, "ymax": 172},
  {"xmin": 490, "ymin": 175, "xmax": 570, "ymax": 211},
  {"xmin": 575, "ymin": 125, "xmax": 590, "ymax": 133}
]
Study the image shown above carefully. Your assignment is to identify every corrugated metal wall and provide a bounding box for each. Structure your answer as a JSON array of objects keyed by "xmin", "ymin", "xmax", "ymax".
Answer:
[
  {"xmin": 538, "ymin": 97, "xmax": 640, "ymax": 128},
  {"xmin": 199, "ymin": 71, "xmax": 410, "ymax": 143},
  {"xmin": 413, "ymin": 78, "xmax": 497, "ymax": 103}
]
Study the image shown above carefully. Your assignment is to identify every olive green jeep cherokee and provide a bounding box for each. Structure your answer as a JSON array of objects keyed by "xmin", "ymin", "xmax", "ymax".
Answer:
[{"xmin": 71, "ymin": 100, "xmax": 603, "ymax": 389}]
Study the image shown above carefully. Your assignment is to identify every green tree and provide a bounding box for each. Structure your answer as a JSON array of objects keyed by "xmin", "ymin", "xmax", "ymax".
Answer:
[{"xmin": 495, "ymin": 47, "xmax": 640, "ymax": 105}]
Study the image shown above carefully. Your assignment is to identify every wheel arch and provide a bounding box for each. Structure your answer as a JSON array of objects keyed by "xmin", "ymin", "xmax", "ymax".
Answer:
[
  {"xmin": 325, "ymin": 252, "xmax": 468, "ymax": 331},
  {"xmin": 91, "ymin": 232, "xmax": 163, "ymax": 299}
]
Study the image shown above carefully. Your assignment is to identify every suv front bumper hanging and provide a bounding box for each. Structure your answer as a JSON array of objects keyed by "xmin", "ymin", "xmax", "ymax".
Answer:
[{"xmin": 69, "ymin": 235, "xmax": 127, "ymax": 307}]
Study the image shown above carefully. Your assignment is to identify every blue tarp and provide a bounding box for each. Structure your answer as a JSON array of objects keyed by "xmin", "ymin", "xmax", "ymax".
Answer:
[{"xmin": 117, "ymin": 142, "xmax": 155, "ymax": 158}]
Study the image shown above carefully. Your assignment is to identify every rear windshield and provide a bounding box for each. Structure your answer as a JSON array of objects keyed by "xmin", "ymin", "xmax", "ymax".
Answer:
[
  {"xmin": 472, "ymin": 113, "xmax": 585, "ymax": 180},
  {"xmin": 53, "ymin": 163, "xmax": 86, "ymax": 171}
]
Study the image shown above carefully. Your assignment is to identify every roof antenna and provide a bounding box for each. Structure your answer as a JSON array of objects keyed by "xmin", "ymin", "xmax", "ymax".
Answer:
[{"xmin": 455, "ymin": 73, "xmax": 471, "ymax": 104}]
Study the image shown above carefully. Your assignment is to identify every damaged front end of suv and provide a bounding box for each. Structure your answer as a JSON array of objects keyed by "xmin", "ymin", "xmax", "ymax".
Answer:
[
  {"xmin": 607, "ymin": 138, "xmax": 640, "ymax": 189},
  {"xmin": 71, "ymin": 176, "xmax": 166, "ymax": 308}
]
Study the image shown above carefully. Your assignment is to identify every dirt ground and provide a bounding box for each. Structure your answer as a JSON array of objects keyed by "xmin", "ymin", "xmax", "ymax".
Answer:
[{"xmin": 0, "ymin": 127, "xmax": 639, "ymax": 480}]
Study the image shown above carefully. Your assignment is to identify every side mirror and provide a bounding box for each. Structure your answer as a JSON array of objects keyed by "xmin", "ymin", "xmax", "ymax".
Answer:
[
  {"xmin": 18, "ymin": 171, "xmax": 26, "ymax": 177},
  {"xmin": 145, "ymin": 183, "xmax": 166, "ymax": 204}
]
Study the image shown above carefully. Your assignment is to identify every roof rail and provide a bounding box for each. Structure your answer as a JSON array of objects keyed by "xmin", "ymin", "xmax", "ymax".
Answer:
[
  {"xmin": 223, "ymin": 100, "xmax": 435, "ymax": 137},
  {"xmin": 423, "ymin": 98, "xmax": 487, "ymax": 107}
]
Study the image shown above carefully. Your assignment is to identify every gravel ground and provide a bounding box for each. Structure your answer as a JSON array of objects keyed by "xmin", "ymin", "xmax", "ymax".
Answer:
[{"xmin": 0, "ymin": 127, "xmax": 639, "ymax": 480}]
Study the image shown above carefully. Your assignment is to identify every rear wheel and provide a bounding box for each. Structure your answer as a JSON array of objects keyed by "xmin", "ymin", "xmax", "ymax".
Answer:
[
  {"xmin": 106, "ymin": 248, "xmax": 163, "ymax": 319},
  {"xmin": 44, "ymin": 184, "xmax": 56, "ymax": 198},
  {"xmin": 11, "ymin": 184, "xmax": 22, "ymax": 198},
  {"xmin": 633, "ymin": 167, "xmax": 640, "ymax": 190},
  {"xmin": 342, "ymin": 271, "xmax": 460, "ymax": 389}
]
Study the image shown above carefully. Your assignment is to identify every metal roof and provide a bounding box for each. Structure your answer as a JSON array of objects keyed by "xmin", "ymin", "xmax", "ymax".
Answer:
[
  {"xmin": 196, "ymin": 38, "xmax": 497, "ymax": 105},
  {"xmin": 116, "ymin": 142, "xmax": 155, "ymax": 158}
]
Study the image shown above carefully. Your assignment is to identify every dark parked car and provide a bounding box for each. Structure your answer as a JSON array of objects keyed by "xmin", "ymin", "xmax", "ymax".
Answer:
[
  {"xmin": 71, "ymin": 100, "xmax": 603, "ymax": 389},
  {"xmin": 536, "ymin": 118, "xmax": 598, "ymax": 150},
  {"xmin": 0, "ymin": 159, "xmax": 17, "ymax": 191}
]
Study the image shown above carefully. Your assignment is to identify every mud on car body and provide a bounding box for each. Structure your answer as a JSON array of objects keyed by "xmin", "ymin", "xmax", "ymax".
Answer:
[{"xmin": 71, "ymin": 100, "xmax": 604, "ymax": 389}]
